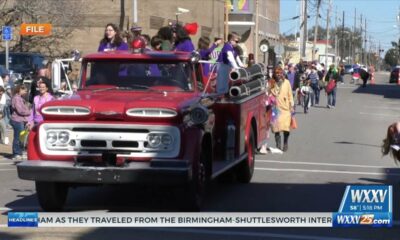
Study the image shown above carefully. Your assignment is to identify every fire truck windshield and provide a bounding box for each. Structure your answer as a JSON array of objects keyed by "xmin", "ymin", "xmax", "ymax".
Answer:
[{"xmin": 83, "ymin": 61, "xmax": 194, "ymax": 91}]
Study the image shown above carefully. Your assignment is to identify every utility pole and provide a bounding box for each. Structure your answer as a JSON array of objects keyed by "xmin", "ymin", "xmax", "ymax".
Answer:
[
  {"xmin": 368, "ymin": 35, "xmax": 371, "ymax": 66},
  {"xmin": 341, "ymin": 11, "xmax": 345, "ymax": 63},
  {"xmin": 334, "ymin": 6, "xmax": 338, "ymax": 64},
  {"xmin": 300, "ymin": 0, "xmax": 308, "ymax": 59},
  {"xmin": 325, "ymin": 0, "xmax": 331, "ymax": 67},
  {"xmin": 360, "ymin": 13, "xmax": 363, "ymax": 64},
  {"xmin": 352, "ymin": 8, "xmax": 356, "ymax": 63},
  {"xmin": 224, "ymin": 0, "xmax": 229, "ymax": 41},
  {"xmin": 312, "ymin": 0, "xmax": 321, "ymax": 61},
  {"xmin": 364, "ymin": 18, "xmax": 367, "ymax": 64},
  {"xmin": 255, "ymin": 0, "xmax": 259, "ymax": 62}
]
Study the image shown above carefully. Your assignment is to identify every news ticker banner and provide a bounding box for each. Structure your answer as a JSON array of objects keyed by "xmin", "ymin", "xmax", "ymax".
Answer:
[
  {"xmin": 6, "ymin": 185, "xmax": 393, "ymax": 228},
  {"xmin": 8, "ymin": 212, "xmax": 332, "ymax": 227}
]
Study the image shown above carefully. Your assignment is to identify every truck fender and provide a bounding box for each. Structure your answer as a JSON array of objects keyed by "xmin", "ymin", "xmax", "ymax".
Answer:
[{"xmin": 27, "ymin": 127, "xmax": 40, "ymax": 160}]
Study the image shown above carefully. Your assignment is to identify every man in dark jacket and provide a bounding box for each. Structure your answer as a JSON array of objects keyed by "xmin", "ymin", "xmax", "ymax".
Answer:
[{"xmin": 359, "ymin": 67, "xmax": 370, "ymax": 88}]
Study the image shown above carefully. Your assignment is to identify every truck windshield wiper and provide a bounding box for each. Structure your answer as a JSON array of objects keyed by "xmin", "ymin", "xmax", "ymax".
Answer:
[{"xmin": 92, "ymin": 85, "xmax": 148, "ymax": 93}]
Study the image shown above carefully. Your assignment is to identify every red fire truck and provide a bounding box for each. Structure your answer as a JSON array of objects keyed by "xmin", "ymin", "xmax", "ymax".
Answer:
[{"xmin": 17, "ymin": 46, "xmax": 268, "ymax": 211}]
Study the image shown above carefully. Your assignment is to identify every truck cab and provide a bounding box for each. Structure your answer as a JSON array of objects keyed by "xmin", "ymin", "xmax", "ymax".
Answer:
[{"xmin": 17, "ymin": 48, "xmax": 268, "ymax": 211}]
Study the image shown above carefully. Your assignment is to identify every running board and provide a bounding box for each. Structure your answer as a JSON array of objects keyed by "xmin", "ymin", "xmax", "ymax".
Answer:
[{"xmin": 211, "ymin": 153, "xmax": 248, "ymax": 179}]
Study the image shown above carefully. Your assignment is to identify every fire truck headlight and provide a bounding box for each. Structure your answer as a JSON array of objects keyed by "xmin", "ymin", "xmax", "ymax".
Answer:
[
  {"xmin": 161, "ymin": 134, "xmax": 173, "ymax": 146},
  {"xmin": 147, "ymin": 133, "xmax": 162, "ymax": 148},
  {"xmin": 58, "ymin": 131, "xmax": 70, "ymax": 144},
  {"xmin": 46, "ymin": 131, "xmax": 57, "ymax": 144}
]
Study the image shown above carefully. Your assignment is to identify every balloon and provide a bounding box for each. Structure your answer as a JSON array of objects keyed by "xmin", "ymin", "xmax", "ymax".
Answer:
[{"xmin": 184, "ymin": 22, "xmax": 198, "ymax": 35}]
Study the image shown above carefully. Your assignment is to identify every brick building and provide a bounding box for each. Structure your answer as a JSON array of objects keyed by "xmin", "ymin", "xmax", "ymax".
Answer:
[{"xmin": 1, "ymin": 0, "xmax": 280, "ymax": 65}]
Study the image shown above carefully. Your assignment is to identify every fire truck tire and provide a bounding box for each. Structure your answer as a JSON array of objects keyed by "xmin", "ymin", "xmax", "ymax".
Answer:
[
  {"xmin": 236, "ymin": 129, "xmax": 255, "ymax": 183},
  {"xmin": 35, "ymin": 181, "xmax": 69, "ymax": 212},
  {"xmin": 180, "ymin": 148, "xmax": 208, "ymax": 211}
]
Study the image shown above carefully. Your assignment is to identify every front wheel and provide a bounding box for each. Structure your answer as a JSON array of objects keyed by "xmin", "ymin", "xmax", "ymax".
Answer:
[
  {"xmin": 35, "ymin": 181, "xmax": 69, "ymax": 212},
  {"xmin": 236, "ymin": 129, "xmax": 255, "ymax": 183},
  {"xmin": 180, "ymin": 148, "xmax": 209, "ymax": 211}
]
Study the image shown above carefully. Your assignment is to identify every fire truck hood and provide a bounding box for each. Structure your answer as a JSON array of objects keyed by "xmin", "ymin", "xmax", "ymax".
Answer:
[{"xmin": 42, "ymin": 91, "xmax": 201, "ymax": 120}]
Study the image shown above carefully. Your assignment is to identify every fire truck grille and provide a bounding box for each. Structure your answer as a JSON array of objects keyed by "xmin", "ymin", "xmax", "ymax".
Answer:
[
  {"xmin": 39, "ymin": 123, "xmax": 181, "ymax": 158},
  {"xmin": 81, "ymin": 140, "xmax": 107, "ymax": 147},
  {"xmin": 112, "ymin": 141, "xmax": 139, "ymax": 148}
]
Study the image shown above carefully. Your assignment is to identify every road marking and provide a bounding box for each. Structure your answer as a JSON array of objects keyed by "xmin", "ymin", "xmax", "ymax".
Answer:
[
  {"xmin": 0, "ymin": 162, "xmax": 15, "ymax": 165},
  {"xmin": 0, "ymin": 169, "xmax": 16, "ymax": 171},
  {"xmin": 145, "ymin": 228, "xmax": 360, "ymax": 240},
  {"xmin": 256, "ymin": 160, "xmax": 387, "ymax": 169},
  {"xmin": 359, "ymin": 112, "xmax": 400, "ymax": 117},
  {"xmin": 365, "ymin": 101, "xmax": 400, "ymax": 105},
  {"xmin": 255, "ymin": 167, "xmax": 400, "ymax": 176},
  {"xmin": 364, "ymin": 106, "xmax": 400, "ymax": 110}
]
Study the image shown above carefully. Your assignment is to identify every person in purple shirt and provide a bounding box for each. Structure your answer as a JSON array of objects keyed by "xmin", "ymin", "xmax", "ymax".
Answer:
[
  {"xmin": 10, "ymin": 85, "xmax": 31, "ymax": 160},
  {"xmin": 216, "ymin": 32, "xmax": 245, "ymax": 94},
  {"xmin": 197, "ymin": 37, "xmax": 222, "ymax": 77},
  {"xmin": 172, "ymin": 24, "xmax": 195, "ymax": 52},
  {"xmin": 98, "ymin": 23, "xmax": 129, "ymax": 52}
]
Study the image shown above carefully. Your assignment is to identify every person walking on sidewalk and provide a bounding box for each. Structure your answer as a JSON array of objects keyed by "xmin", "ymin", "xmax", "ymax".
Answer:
[
  {"xmin": 10, "ymin": 85, "xmax": 31, "ymax": 160},
  {"xmin": 307, "ymin": 65, "xmax": 320, "ymax": 106},
  {"xmin": 325, "ymin": 64, "xmax": 340, "ymax": 108},
  {"xmin": 300, "ymin": 80, "xmax": 312, "ymax": 114},
  {"xmin": 271, "ymin": 67, "xmax": 294, "ymax": 152},
  {"xmin": 0, "ymin": 87, "xmax": 8, "ymax": 145}
]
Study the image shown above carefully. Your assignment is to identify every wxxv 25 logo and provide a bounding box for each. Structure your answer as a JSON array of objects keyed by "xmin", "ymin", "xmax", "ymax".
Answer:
[{"xmin": 333, "ymin": 185, "xmax": 392, "ymax": 227}]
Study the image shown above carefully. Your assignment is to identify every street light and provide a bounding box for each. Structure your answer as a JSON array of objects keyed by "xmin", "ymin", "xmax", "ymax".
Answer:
[{"xmin": 175, "ymin": 7, "xmax": 190, "ymax": 23}]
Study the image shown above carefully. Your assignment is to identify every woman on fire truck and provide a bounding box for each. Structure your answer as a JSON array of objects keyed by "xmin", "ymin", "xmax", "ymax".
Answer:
[{"xmin": 98, "ymin": 23, "xmax": 129, "ymax": 52}]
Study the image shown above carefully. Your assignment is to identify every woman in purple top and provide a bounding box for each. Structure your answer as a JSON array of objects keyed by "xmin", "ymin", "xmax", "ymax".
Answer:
[
  {"xmin": 197, "ymin": 37, "xmax": 222, "ymax": 77},
  {"xmin": 172, "ymin": 25, "xmax": 195, "ymax": 52},
  {"xmin": 98, "ymin": 23, "xmax": 129, "ymax": 52},
  {"xmin": 27, "ymin": 78, "xmax": 54, "ymax": 130},
  {"xmin": 10, "ymin": 85, "xmax": 31, "ymax": 160}
]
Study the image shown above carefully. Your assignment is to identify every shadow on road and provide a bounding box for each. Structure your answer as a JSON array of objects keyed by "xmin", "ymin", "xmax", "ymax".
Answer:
[
  {"xmin": 352, "ymin": 84, "xmax": 400, "ymax": 99},
  {"xmin": 334, "ymin": 141, "xmax": 381, "ymax": 148},
  {"xmin": 3, "ymin": 172, "xmax": 400, "ymax": 213},
  {"xmin": 0, "ymin": 232, "xmax": 23, "ymax": 240}
]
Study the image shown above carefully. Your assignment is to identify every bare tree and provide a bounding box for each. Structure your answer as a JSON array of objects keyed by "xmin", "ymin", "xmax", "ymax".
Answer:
[{"xmin": 0, "ymin": 0, "xmax": 87, "ymax": 58}]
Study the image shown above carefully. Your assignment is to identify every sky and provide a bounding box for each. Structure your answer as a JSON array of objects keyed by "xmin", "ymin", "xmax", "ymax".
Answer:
[{"xmin": 280, "ymin": 0, "xmax": 400, "ymax": 53}]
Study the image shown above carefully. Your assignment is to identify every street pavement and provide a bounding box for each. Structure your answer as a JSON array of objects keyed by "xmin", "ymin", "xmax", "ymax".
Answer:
[{"xmin": 1, "ymin": 72, "xmax": 400, "ymax": 239}]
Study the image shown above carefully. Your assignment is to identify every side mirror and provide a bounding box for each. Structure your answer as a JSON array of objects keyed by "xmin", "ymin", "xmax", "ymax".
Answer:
[{"xmin": 52, "ymin": 61, "xmax": 61, "ymax": 91}]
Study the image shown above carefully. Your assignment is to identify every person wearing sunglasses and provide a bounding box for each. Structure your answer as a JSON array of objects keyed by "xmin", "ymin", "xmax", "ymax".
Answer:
[
  {"xmin": 215, "ymin": 32, "xmax": 245, "ymax": 94},
  {"xmin": 382, "ymin": 122, "xmax": 400, "ymax": 163}
]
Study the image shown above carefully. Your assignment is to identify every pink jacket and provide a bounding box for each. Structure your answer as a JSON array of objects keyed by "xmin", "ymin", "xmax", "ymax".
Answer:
[{"xmin": 28, "ymin": 93, "xmax": 54, "ymax": 125}]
